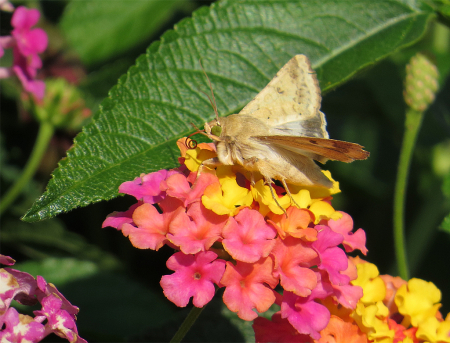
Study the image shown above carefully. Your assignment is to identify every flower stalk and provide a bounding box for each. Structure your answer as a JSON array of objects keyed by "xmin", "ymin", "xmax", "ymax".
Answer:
[
  {"xmin": 0, "ymin": 120, "xmax": 54, "ymax": 216},
  {"xmin": 170, "ymin": 305, "xmax": 205, "ymax": 343},
  {"xmin": 394, "ymin": 53, "xmax": 439, "ymax": 280}
]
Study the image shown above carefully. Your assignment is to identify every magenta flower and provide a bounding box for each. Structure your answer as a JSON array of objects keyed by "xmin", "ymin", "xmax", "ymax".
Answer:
[
  {"xmin": 102, "ymin": 202, "xmax": 140, "ymax": 230},
  {"xmin": 0, "ymin": 307, "xmax": 45, "ymax": 343},
  {"xmin": 0, "ymin": 256, "xmax": 86, "ymax": 343},
  {"xmin": 311, "ymin": 225, "xmax": 350, "ymax": 286},
  {"xmin": 222, "ymin": 208, "xmax": 277, "ymax": 263},
  {"xmin": 119, "ymin": 170, "xmax": 174, "ymax": 203},
  {"xmin": 280, "ymin": 291, "xmax": 331, "ymax": 340},
  {"xmin": 0, "ymin": 6, "xmax": 47, "ymax": 99},
  {"xmin": 160, "ymin": 251, "xmax": 225, "ymax": 307},
  {"xmin": 11, "ymin": 7, "xmax": 47, "ymax": 57},
  {"xmin": 328, "ymin": 211, "xmax": 368, "ymax": 255}
]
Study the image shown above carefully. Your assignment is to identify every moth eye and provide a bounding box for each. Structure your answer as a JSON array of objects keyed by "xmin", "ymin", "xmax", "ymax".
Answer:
[{"xmin": 212, "ymin": 125, "xmax": 222, "ymax": 137}]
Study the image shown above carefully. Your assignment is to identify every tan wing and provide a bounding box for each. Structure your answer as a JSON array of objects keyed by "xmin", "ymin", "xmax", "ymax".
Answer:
[
  {"xmin": 254, "ymin": 136, "xmax": 370, "ymax": 163},
  {"xmin": 238, "ymin": 55, "xmax": 328, "ymax": 139}
]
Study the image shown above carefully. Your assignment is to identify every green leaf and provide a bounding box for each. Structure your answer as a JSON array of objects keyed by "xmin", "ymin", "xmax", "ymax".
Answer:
[
  {"xmin": 24, "ymin": 0, "xmax": 434, "ymax": 222},
  {"xmin": 14, "ymin": 257, "xmax": 99, "ymax": 287},
  {"xmin": 60, "ymin": 0, "xmax": 191, "ymax": 65}
]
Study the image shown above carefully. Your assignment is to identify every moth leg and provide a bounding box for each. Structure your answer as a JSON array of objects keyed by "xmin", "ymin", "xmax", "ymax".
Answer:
[
  {"xmin": 265, "ymin": 177, "xmax": 287, "ymax": 217},
  {"xmin": 280, "ymin": 178, "xmax": 301, "ymax": 209},
  {"xmin": 242, "ymin": 157, "xmax": 259, "ymax": 185},
  {"xmin": 198, "ymin": 157, "xmax": 222, "ymax": 177},
  {"xmin": 250, "ymin": 173, "xmax": 256, "ymax": 186}
]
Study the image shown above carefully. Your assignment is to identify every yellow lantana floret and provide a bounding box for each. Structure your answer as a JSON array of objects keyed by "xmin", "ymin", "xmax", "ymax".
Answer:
[
  {"xmin": 352, "ymin": 263, "xmax": 386, "ymax": 304},
  {"xmin": 202, "ymin": 176, "xmax": 253, "ymax": 216},
  {"xmin": 416, "ymin": 316, "xmax": 450, "ymax": 343},
  {"xmin": 395, "ymin": 278, "xmax": 442, "ymax": 327}
]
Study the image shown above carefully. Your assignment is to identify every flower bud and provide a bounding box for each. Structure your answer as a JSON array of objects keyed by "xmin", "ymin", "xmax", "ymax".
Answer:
[
  {"xmin": 23, "ymin": 78, "xmax": 91, "ymax": 131},
  {"xmin": 403, "ymin": 53, "xmax": 439, "ymax": 112}
]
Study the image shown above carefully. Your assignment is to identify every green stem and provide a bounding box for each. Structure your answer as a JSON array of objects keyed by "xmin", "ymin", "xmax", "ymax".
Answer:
[
  {"xmin": 393, "ymin": 108, "xmax": 424, "ymax": 280},
  {"xmin": 170, "ymin": 306, "xmax": 205, "ymax": 343},
  {"xmin": 0, "ymin": 121, "xmax": 54, "ymax": 216}
]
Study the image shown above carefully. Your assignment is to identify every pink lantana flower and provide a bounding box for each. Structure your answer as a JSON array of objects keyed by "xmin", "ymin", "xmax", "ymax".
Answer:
[
  {"xmin": 102, "ymin": 202, "xmax": 140, "ymax": 231},
  {"xmin": 11, "ymin": 7, "xmax": 47, "ymax": 57},
  {"xmin": 0, "ymin": 256, "xmax": 85, "ymax": 343},
  {"xmin": 121, "ymin": 198, "xmax": 184, "ymax": 251},
  {"xmin": 0, "ymin": 6, "xmax": 48, "ymax": 99},
  {"xmin": 119, "ymin": 170, "xmax": 175, "ymax": 204},
  {"xmin": 162, "ymin": 172, "xmax": 217, "ymax": 207},
  {"xmin": 160, "ymin": 251, "xmax": 225, "ymax": 307},
  {"xmin": 34, "ymin": 295, "xmax": 79, "ymax": 342},
  {"xmin": 222, "ymin": 207, "xmax": 277, "ymax": 263},
  {"xmin": 167, "ymin": 201, "xmax": 227, "ymax": 254},
  {"xmin": 221, "ymin": 257, "xmax": 278, "ymax": 321},
  {"xmin": 280, "ymin": 291, "xmax": 331, "ymax": 340},
  {"xmin": 312, "ymin": 225, "xmax": 350, "ymax": 286},
  {"xmin": 0, "ymin": 307, "xmax": 45, "ymax": 343},
  {"xmin": 271, "ymin": 236, "xmax": 318, "ymax": 297},
  {"xmin": 328, "ymin": 211, "xmax": 368, "ymax": 255}
]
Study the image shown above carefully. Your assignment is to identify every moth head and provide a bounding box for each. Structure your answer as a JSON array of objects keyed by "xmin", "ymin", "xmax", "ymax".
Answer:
[{"xmin": 204, "ymin": 119, "xmax": 222, "ymax": 141}]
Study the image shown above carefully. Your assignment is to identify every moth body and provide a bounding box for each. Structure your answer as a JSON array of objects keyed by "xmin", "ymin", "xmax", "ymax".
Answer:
[
  {"xmin": 204, "ymin": 114, "xmax": 333, "ymax": 188},
  {"xmin": 199, "ymin": 54, "xmax": 369, "ymax": 213}
]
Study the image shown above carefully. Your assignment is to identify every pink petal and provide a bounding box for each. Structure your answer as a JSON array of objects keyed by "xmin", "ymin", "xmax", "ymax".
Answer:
[
  {"xmin": 102, "ymin": 203, "xmax": 139, "ymax": 230},
  {"xmin": 15, "ymin": 28, "xmax": 48, "ymax": 56},
  {"xmin": 167, "ymin": 201, "xmax": 226, "ymax": 254},
  {"xmin": 12, "ymin": 64, "xmax": 45, "ymax": 99},
  {"xmin": 271, "ymin": 236, "xmax": 318, "ymax": 297},
  {"xmin": 119, "ymin": 170, "xmax": 171, "ymax": 203},
  {"xmin": 222, "ymin": 208, "xmax": 277, "ymax": 263},
  {"xmin": 160, "ymin": 251, "xmax": 225, "ymax": 307},
  {"xmin": 0, "ymin": 255, "xmax": 15, "ymax": 266},
  {"xmin": 163, "ymin": 172, "xmax": 218, "ymax": 206},
  {"xmin": 0, "ymin": 307, "xmax": 45, "ymax": 343},
  {"xmin": 280, "ymin": 291, "xmax": 330, "ymax": 340},
  {"xmin": 124, "ymin": 199, "xmax": 184, "ymax": 251},
  {"xmin": 312, "ymin": 225, "xmax": 350, "ymax": 286},
  {"xmin": 11, "ymin": 6, "xmax": 40, "ymax": 30},
  {"xmin": 328, "ymin": 212, "xmax": 367, "ymax": 255},
  {"xmin": 221, "ymin": 257, "xmax": 278, "ymax": 321}
]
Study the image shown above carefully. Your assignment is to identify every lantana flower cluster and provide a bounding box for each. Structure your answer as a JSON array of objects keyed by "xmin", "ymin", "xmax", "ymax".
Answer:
[
  {"xmin": 0, "ymin": 255, "xmax": 86, "ymax": 343},
  {"xmin": 103, "ymin": 138, "xmax": 368, "ymax": 340},
  {"xmin": 0, "ymin": 6, "xmax": 48, "ymax": 99},
  {"xmin": 104, "ymin": 138, "xmax": 450, "ymax": 342}
]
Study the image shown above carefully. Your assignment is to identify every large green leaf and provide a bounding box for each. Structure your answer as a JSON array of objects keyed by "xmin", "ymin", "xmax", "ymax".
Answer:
[
  {"xmin": 23, "ymin": 0, "xmax": 434, "ymax": 222},
  {"xmin": 60, "ymin": 0, "xmax": 191, "ymax": 65}
]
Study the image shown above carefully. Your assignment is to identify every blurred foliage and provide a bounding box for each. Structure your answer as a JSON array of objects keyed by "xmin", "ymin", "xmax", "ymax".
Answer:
[{"xmin": 1, "ymin": 0, "xmax": 449, "ymax": 341}]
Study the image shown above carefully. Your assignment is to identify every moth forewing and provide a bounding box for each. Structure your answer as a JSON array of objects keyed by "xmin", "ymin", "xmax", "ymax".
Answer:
[{"xmin": 255, "ymin": 136, "xmax": 370, "ymax": 163}]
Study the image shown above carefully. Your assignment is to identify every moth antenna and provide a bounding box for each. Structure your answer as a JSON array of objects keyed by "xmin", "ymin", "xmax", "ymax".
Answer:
[
  {"xmin": 199, "ymin": 58, "xmax": 220, "ymax": 123},
  {"xmin": 185, "ymin": 124, "xmax": 208, "ymax": 149}
]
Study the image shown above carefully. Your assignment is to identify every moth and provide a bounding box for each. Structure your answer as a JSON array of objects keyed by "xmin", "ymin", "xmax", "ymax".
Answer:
[{"xmin": 196, "ymin": 55, "xmax": 369, "ymax": 211}]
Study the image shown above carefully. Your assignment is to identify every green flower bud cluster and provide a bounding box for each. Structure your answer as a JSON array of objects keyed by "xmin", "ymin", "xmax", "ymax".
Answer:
[
  {"xmin": 403, "ymin": 53, "xmax": 439, "ymax": 112},
  {"xmin": 24, "ymin": 78, "xmax": 91, "ymax": 131}
]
